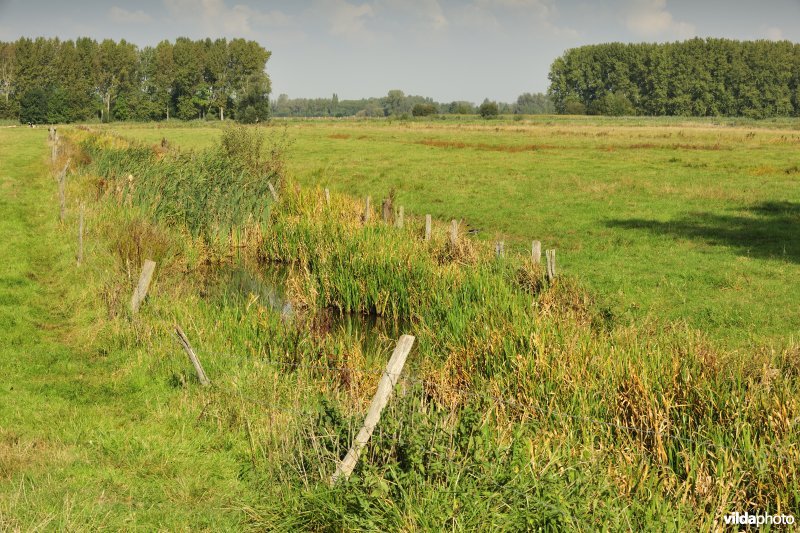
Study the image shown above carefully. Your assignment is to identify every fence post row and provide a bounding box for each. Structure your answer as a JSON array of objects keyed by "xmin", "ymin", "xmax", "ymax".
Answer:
[
  {"xmin": 130, "ymin": 259, "xmax": 157, "ymax": 314},
  {"xmin": 364, "ymin": 195, "xmax": 371, "ymax": 223},
  {"xmin": 495, "ymin": 240, "xmax": 504, "ymax": 257},
  {"xmin": 396, "ymin": 206, "xmax": 404, "ymax": 229},
  {"xmin": 331, "ymin": 334, "xmax": 415, "ymax": 484},
  {"xmin": 324, "ymin": 188, "xmax": 330, "ymax": 206}
]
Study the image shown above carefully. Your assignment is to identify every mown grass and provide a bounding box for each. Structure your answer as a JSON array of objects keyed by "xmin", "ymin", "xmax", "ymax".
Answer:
[
  {"xmin": 107, "ymin": 116, "xmax": 800, "ymax": 350},
  {"xmin": 0, "ymin": 124, "xmax": 787, "ymax": 529}
]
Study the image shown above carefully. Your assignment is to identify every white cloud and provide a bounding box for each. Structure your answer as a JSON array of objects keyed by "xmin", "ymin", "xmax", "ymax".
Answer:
[
  {"xmin": 382, "ymin": 0, "xmax": 448, "ymax": 31},
  {"xmin": 625, "ymin": 0, "xmax": 695, "ymax": 39},
  {"xmin": 164, "ymin": 0, "xmax": 291, "ymax": 37},
  {"xmin": 312, "ymin": 0, "xmax": 375, "ymax": 41},
  {"xmin": 109, "ymin": 6, "xmax": 152, "ymax": 24},
  {"xmin": 764, "ymin": 26, "xmax": 784, "ymax": 41},
  {"xmin": 462, "ymin": 0, "xmax": 577, "ymax": 37}
]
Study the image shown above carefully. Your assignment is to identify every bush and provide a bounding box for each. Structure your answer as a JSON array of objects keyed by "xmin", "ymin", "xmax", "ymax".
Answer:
[
  {"xmin": 478, "ymin": 99, "xmax": 499, "ymax": 119},
  {"xmin": 412, "ymin": 103, "xmax": 438, "ymax": 117}
]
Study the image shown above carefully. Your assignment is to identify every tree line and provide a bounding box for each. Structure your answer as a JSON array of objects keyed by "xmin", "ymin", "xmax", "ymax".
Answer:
[
  {"xmin": 270, "ymin": 91, "xmax": 554, "ymax": 118},
  {"xmin": 0, "ymin": 37, "xmax": 271, "ymax": 124},
  {"xmin": 548, "ymin": 38, "xmax": 800, "ymax": 117}
]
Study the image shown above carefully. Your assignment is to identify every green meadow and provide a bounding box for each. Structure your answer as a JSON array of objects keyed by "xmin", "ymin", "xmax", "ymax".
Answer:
[
  {"xmin": 0, "ymin": 119, "xmax": 797, "ymax": 529},
  {"xmin": 112, "ymin": 117, "xmax": 800, "ymax": 347}
]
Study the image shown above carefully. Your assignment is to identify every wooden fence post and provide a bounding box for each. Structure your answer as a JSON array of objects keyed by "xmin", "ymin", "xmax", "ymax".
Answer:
[
  {"xmin": 268, "ymin": 182, "xmax": 279, "ymax": 202},
  {"xmin": 495, "ymin": 240, "xmax": 504, "ymax": 257},
  {"xmin": 364, "ymin": 195, "xmax": 371, "ymax": 223},
  {"xmin": 396, "ymin": 206, "xmax": 404, "ymax": 229},
  {"xmin": 130, "ymin": 259, "xmax": 156, "ymax": 314},
  {"xmin": 174, "ymin": 325, "xmax": 211, "ymax": 387},
  {"xmin": 77, "ymin": 204, "xmax": 84, "ymax": 266},
  {"xmin": 57, "ymin": 159, "xmax": 69, "ymax": 223},
  {"xmin": 532, "ymin": 240, "xmax": 541, "ymax": 264},
  {"xmin": 449, "ymin": 219, "xmax": 458, "ymax": 246},
  {"xmin": 324, "ymin": 188, "xmax": 331, "ymax": 206},
  {"xmin": 424, "ymin": 214, "xmax": 431, "ymax": 241},
  {"xmin": 381, "ymin": 198, "xmax": 393, "ymax": 223},
  {"xmin": 331, "ymin": 335, "xmax": 415, "ymax": 484},
  {"xmin": 546, "ymin": 249, "xmax": 556, "ymax": 282}
]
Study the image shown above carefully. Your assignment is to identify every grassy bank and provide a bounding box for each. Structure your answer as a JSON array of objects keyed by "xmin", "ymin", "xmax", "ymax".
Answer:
[
  {"xmin": 108, "ymin": 117, "xmax": 800, "ymax": 349},
  {"xmin": 16, "ymin": 125, "xmax": 790, "ymax": 529}
]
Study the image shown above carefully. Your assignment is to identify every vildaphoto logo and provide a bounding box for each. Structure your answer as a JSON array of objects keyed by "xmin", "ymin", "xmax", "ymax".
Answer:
[{"xmin": 724, "ymin": 512, "xmax": 795, "ymax": 527}]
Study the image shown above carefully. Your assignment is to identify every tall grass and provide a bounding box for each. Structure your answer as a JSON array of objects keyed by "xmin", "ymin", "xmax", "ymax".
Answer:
[{"xmin": 63, "ymin": 126, "xmax": 799, "ymax": 529}]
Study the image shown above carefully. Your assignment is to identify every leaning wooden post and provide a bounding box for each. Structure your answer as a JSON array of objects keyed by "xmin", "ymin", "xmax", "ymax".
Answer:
[
  {"xmin": 77, "ymin": 204, "xmax": 84, "ymax": 266},
  {"xmin": 174, "ymin": 325, "xmax": 211, "ymax": 387},
  {"xmin": 331, "ymin": 335, "xmax": 415, "ymax": 484},
  {"xmin": 324, "ymin": 188, "xmax": 331, "ymax": 206},
  {"xmin": 532, "ymin": 240, "xmax": 541, "ymax": 264},
  {"xmin": 449, "ymin": 219, "xmax": 458, "ymax": 246},
  {"xmin": 363, "ymin": 195, "xmax": 371, "ymax": 223},
  {"xmin": 546, "ymin": 249, "xmax": 556, "ymax": 282},
  {"xmin": 130, "ymin": 259, "xmax": 156, "ymax": 314},
  {"xmin": 396, "ymin": 206, "xmax": 404, "ymax": 229},
  {"xmin": 268, "ymin": 182, "xmax": 279, "ymax": 202},
  {"xmin": 424, "ymin": 214, "xmax": 431, "ymax": 241}
]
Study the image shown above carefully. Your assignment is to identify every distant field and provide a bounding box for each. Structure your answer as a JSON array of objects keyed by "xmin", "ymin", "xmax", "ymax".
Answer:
[{"xmin": 104, "ymin": 116, "xmax": 800, "ymax": 347}]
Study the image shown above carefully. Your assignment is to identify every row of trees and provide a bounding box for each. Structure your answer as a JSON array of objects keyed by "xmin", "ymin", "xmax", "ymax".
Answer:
[
  {"xmin": 270, "ymin": 91, "xmax": 554, "ymax": 118},
  {"xmin": 0, "ymin": 37, "xmax": 271, "ymax": 123},
  {"xmin": 548, "ymin": 38, "xmax": 800, "ymax": 117}
]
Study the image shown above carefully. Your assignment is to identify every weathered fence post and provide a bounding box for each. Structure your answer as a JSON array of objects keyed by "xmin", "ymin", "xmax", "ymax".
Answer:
[
  {"xmin": 449, "ymin": 219, "xmax": 458, "ymax": 246},
  {"xmin": 130, "ymin": 259, "xmax": 156, "ymax": 314},
  {"xmin": 77, "ymin": 204, "xmax": 84, "ymax": 266},
  {"xmin": 546, "ymin": 249, "xmax": 556, "ymax": 282},
  {"xmin": 57, "ymin": 159, "xmax": 70, "ymax": 223},
  {"xmin": 364, "ymin": 195, "xmax": 371, "ymax": 223},
  {"xmin": 424, "ymin": 214, "xmax": 431, "ymax": 241},
  {"xmin": 174, "ymin": 325, "xmax": 211, "ymax": 387},
  {"xmin": 495, "ymin": 240, "xmax": 505, "ymax": 257},
  {"xmin": 396, "ymin": 206, "xmax": 404, "ymax": 229},
  {"xmin": 268, "ymin": 182, "xmax": 279, "ymax": 202},
  {"xmin": 324, "ymin": 188, "xmax": 330, "ymax": 206},
  {"xmin": 331, "ymin": 334, "xmax": 415, "ymax": 484},
  {"xmin": 381, "ymin": 198, "xmax": 393, "ymax": 223},
  {"xmin": 532, "ymin": 240, "xmax": 541, "ymax": 264}
]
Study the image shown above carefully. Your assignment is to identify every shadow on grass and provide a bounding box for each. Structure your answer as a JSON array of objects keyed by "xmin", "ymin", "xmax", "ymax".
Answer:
[{"xmin": 606, "ymin": 201, "xmax": 799, "ymax": 263}]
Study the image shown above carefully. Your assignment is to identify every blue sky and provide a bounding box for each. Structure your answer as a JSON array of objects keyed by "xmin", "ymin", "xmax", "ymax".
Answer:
[{"xmin": 0, "ymin": 0, "xmax": 798, "ymax": 103}]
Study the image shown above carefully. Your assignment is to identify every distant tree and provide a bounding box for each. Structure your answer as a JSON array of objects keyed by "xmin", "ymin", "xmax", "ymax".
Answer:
[
  {"xmin": 478, "ymin": 98, "xmax": 499, "ymax": 118},
  {"xmin": 19, "ymin": 87, "xmax": 48, "ymax": 123},
  {"xmin": 448, "ymin": 101, "xmax": 475, "ymax": 114},
  {"xmin": 548, "ymin": 38, "xmax": 800, "ymax": 117},
  {"xmin": 515, "ymin": 92, "xmax": 554, "ymax": 114}
]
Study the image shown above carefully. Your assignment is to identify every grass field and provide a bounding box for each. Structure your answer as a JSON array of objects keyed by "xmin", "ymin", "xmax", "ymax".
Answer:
[
  {"xmin": 108, "ymin": 116, "xmax": 800, "ymax": 348},
  {"xmin": 1, "ymin": 119, "xmax": 798, "ymax": 529}
]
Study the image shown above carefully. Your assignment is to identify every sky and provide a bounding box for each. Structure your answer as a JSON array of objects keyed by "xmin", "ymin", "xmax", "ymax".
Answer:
[{"xmin": 0, "ymin": 0, "xmax": 798, "ymax": 103}]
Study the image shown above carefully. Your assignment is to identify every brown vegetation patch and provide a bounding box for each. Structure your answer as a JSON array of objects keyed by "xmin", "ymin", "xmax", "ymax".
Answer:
[
  {"xmin": 328, "ymin": 133, "xmax": 351, "ymax": 140},
  {"xmin": 416, "ymin": 139, "xmax": 557, "ymax": 152},
  {"xmin": 622, "ymin": 142, "xmax": 726, "ymax": 151}
]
